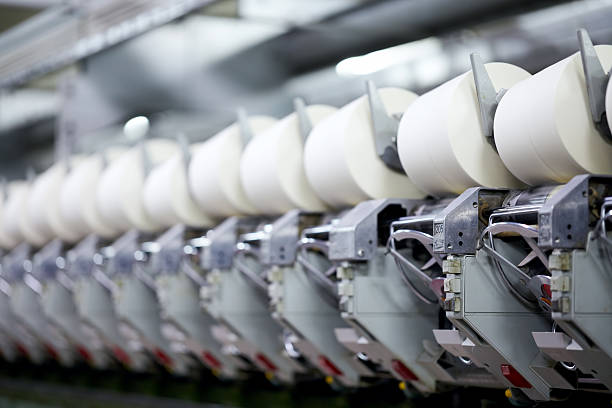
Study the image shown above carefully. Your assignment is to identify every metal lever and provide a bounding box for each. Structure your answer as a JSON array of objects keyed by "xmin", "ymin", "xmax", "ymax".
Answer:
[
  {"xmin": 176, "ymin": 133, "xmax": 191, "ymax": 168},
  {"xmin": 296, "ymin": 238, "xmax": 339, "ymax": 306},
  {"xmin": 478, "ymin": 222, "xmax": 545, "ymax": 310},
  {"xmin": 387, "ymin": 231, "xmax": 441, "ymax": 304},
  {"xmin": 577, "ymin": 28, "xmax": 612, "ymax": 143},
  {"xmin": 0, "ymin": 177, "xmax": 7, "ymax": 202},
  {"xmin": 100, "ymin": 150, "xmax": 109, "ymax": 169},
  {"xmin": 293, "ymin": 97, "xmax": 313, "ymax": 142},
  {"xmin": 237, "ymin": 107, "xmax": 255, "ymax": 148},
  {"xmin": 139, "ymin": 141, "xmax": 152, "ymax": 176},
  {"xmin": 366, "ymin": 80, "xmax": 404, "ymax": 173},
  {"xmin": 470, "ymin": 53, "xmax": 506, "ymax": 151},
  {"xmin": 26, "ymin": 167, "xmax": 36, "ymax": 184}
]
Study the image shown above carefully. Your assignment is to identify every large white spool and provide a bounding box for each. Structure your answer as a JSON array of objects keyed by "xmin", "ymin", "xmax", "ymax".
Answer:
[
  {"xmin": 3, "ymin": 182, "xmax": 49, "ymax": 247},
  {"xmin": 494, "ymin": 46, "xmax": 612, "ymax": 185},
  {"xmin": 0, "ymin": 182, "xmax": 25, "ymax": 249},
  {"xmin": 96, "ymin": 139, "xmax": 178, "ymax": 233},
  {"xmin": 188, "ymin": 116, "xmax": 277, "ymax": 218},
  {"xmin": 303, "ymin": 88, "xmax": 424, "ymax": 208},
  {"xmin": 27, "ymin": 158, "xmax": 85, "ymax": 244},
  {"xmin": 60, "ymin": 149, "xmax": 126, "ymax": 239},
  {"xmin": 240, "ymin": 105, "xmax": 336, "ymax": 214},
  {"xmin": 397, "ymin": 63, "xmax": 530, "ymax": 196},
  {"xmin": 143, "ymin": 150, "xmax": 215, "ymax": 229}
]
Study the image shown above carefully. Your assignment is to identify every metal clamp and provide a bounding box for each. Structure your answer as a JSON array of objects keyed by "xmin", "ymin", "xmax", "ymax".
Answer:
[
  {"xmin": 176, "ymin": 132, "xmax": 191, "ymax": 170},
  {"xmin": 470, "ymin": 53, "xmax": 506, "ymax": 151},
  {"xmin": 577, "ymin": 28, "xmax": 612, "ymax": 144},
  {"xmin": 293, "ymin": 97, "xmax": 313, "ymax": 142},
  {"xmin": 139, "ymin": 140, "xmax": 152, "ymax": 176},
  {"xmin": 366, "ymin": 80, "xmax": 404, "ymax": 173},
  {"xmin": 0, "ymin": 177, "xmax": 7, "ymax": 203},
  {"xmin": 237, "ymin": 107, "xmax": 255, "ymax": 148}
]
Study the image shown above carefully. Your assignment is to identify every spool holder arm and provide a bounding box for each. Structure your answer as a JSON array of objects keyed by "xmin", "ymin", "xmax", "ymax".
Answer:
[
  {"xmin": 293, "ymin": 97, "xmax": 313, "ymax": 142},
  {"xmin": 237, "ymin": 107, "xmax": 255, "ymax": 148},
  {"xmin": 470, "ymin": 53, "xmax": 506, "ymax": 150},
  {"xmin": 366, "ymin": 80, "xmax": 404, "ymax": 173},
  {"xmin": 577, "ymin": 28, "xmax": 612, "ymax": 143}
]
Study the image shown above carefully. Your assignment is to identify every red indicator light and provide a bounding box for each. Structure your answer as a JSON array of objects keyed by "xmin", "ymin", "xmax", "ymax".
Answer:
[
  {"xmin": 76, "ymin": 345, "xmax": 93, "ymax": 363},
  {"xmin": 255, "ymin": 353, "xmax": 277, "ymax": 372},
  {"xmin": 318, "ymin": 355, "xmax": 343, "ymax": 377},
  {"xmin": 202, "ymin": 351, "xmax": 222, "ymax": 370},
  {"xmin": 501, "ymin": 364, "xmax": 532, "ymax": 388},
  {"xmin": 44, "ymin": 343, "xmax": 59, "ymax": 360},
  {"xmin": 541, "ymin": 284, "xmax": 552, "ymax": 299},
  {"xmin": 154, "ymin": 348, "xmax": 173, "ymax": 367},
  {"xmin": 391, "ymin": 359, "xmax": 418, "ymax": 381},
  {"xmin": 112, "ymin": 346, "xmax": 131, "ymax": 365},
  {"xmin": 16, "ymin": 343, "xmax": 29, "ymax": 358}
]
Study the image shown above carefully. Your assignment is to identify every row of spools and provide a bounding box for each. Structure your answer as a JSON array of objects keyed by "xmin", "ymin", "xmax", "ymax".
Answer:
[{"xmin": 0, "ymin": 39, "xmax": 611, "ymax": 250}]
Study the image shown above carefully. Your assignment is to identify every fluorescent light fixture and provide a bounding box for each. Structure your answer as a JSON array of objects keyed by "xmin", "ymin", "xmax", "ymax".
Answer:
[
  {"xmin": 123, "ymin": 115, "xmax": 150, "ymax": 140},
  {"xmin": 335, "ymin": 37, "xmax": 443, "ymax": 77}
]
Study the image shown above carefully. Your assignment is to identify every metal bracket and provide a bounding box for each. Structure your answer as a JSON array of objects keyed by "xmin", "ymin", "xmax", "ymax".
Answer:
[
  {"xmin": 67, "ymin": 234, "xmax": 100, "ymax": 278},
  {"xmin": 109, "ymin": 230, "xmax": 141, "ymax": 276},
  {"xmin": 32, "ymin": 239, "xmax": 63, "ymax": 282},
  {"xmin": 201, "ymin": 216, "xmax": 262, "ymax": 270},
  {"xmin": 366, "ymin": 80, "xmax": 404, "ymax": 173},
  {"xmin": 100, "ymin": 150, "xmax": 110, "ymax": 169},
  {"xmin": 2, "ymin": 243, "xmax": 31, "ymax": 283},
  {"xmin": 577, "ymin": 28, "xmax": 612, "ymax": 144},
  {"xmin": 538, "ymin": 174, "xmax": 612, "ymax": 249},
  {"xmin": 176, "ymin": 133, "xmax": 191, "ymax": 169},
  {"xmin": 174, "ymin": 133, "xmax": 199, "ymax": 202},
  {"xmin": 0, "ymin": 177, "xmax": 7, "ymax": 203},
  {"xmin": 433, "ymin": 187, "xmax": 508, "ymax": 255},
  {"xmin": 293, "ymin": 97, "xmax": 313, "ymax": 142},
  {"xmin": 237, "ymin": 107, "xmax": 255, "ymax": 148},
  {"xmin": 260, "ymin": 210, "xmax": 297, "ymax": 266},
  {"xmin": 152, "ymin": 224, "xmax": 186, "ymax": 276},
  {"xmin": 470, "ymin": 53, "xmax": 506, "ymax": 151},
  {"xmin": 329, "ymin": 198, "xmax": 415, "ymax": 261},
  {"xmin": 139, "ymin": 140, "xmax": 152, "ymax": 176},
  {"xmin": 26, "ymin": 167, "xmax": 36, "ymax": 184}
]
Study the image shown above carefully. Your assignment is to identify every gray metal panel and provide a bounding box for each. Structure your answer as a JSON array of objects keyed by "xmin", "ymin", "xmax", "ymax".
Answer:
[{"xmin": 329, "ymin": 198, "xmax": 415, "ymax": 261}]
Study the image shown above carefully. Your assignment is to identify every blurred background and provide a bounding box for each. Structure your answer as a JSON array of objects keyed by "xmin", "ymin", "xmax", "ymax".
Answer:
[
  {"xmin": 1, "ymin": 0, "xmax": 612, "ymax": 180},
  {"xmin": 1, "ymin": 1, "xmax": 612, "ymax": 407}
]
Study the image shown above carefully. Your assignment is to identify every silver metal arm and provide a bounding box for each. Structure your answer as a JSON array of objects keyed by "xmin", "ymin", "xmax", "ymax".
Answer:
[
  {"xmin": 296, "ymin": 238, "xmax": 338, "ymax": 300},
  {"xmin": 366, "ymin": 80, "xmax": 404, "ymax": 173},
  {"xmin": 470, "ymin": 52, "xmax": 506, "ymax": 150},
  {"xmin": 577, "ymin": 28, "xmax": 612, "ymax": 143},
  {"xmin": 293, "ymin": 97, "xmax": 313, "ymax": 142},
  {"xmin": 237, "ymin": 107, "xmax": 255, "ymax": 148}
]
